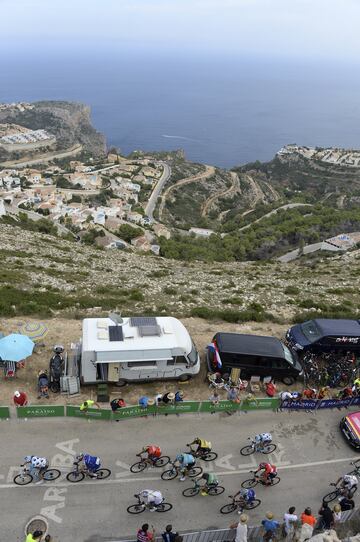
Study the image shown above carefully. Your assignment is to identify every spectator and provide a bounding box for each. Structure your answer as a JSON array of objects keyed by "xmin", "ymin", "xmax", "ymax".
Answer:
[
  {"xmin": 227, "ymin": 386, "xmax": 240, "ymax": 403},
  {"xmin": 162, "ymin": 525, "xmax": 178, "ymax": 542},
  {"xmin": 13, "ymin": 390, "xmax": 28, "ymax": 407},
  {"xmin": 333, "ymin": 504, "xmax": 341, "ymax": 523},
  {"xmin": 79, "ymin": 400, "xmax": 100, "ymax": 412},
  {"xmin": 283, "ymin": 506, "xmax": 298, "ymax": 540},
  {"xmin": 300, "ymin": 508, "xmax": 316, "ymax": 528},
  {"xmin": 337, "ymin": 387, "xmax": 353, "ymax": 400},
  {"xmin": 155, "ymin": 393, "xmax": 163, "ymax": 406},
  {"xmin": 318, "ymin": 502, "xmax": 334, "ymax": 530},
  {"xmin": 139, "ymin": 396, "xmax": 150, "ymax": 408},
  {"xmin": 230, "ymin": 513, "xmax": 248, "ymax": 542},
  {"xmin": 265, "ymin": 381, "xmax": 276, "ymax": 397},
  {"xmin": 339, "ymin": 496, "xmax": 355, "ymax": 511},
  {"xmin": 174, "ymin": 537, "xmax": 183, "ymax": 542},
  {"xmin": 209, "ymin": 391, "xmax": 220, "ymax": 411},
  {"xmin": 25, "ymin": 531, "xmax": 43, "ymax": 542},
  {"xmin": 137, "ymin": 523, "xmax": 155, "ymax": 542},
  {"xmin": 175, "ymin": 390, "xmax": 184, "ymax": 403},
  {"xmin": 302, "ymin": 389, "xmax": 317, "ymax": 400},
  {"xmin": 262, "ymin": 512, "xmax": 279, "ymax": 542},
  {"xmin": 110, "ymin": 398, "xmax": 126, "ymax": 412},
  {"xmin": 162, "ymin": 392, "xmax": 175, "ymax": 405},
  {"xmin": 318, "ymin": 387, "xmax": 330, "ymax": 400}
]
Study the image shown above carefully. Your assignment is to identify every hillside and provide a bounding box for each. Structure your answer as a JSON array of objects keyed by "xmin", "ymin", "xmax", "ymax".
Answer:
[
  {"xmin": 0, "ymin": 101, "xmax": 106, "ymax": 163},
  {"xmin": 0, "ymin": 222, "xmax": 359, "ymax": 324}
]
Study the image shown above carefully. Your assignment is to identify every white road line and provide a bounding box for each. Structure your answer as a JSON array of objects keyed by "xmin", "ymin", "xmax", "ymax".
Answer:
[{"xmin": 0, "ymin": 456, "xmax": 357, "ymax": 490}]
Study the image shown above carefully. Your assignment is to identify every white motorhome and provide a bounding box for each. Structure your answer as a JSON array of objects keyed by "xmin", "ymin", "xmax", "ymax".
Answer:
[{"xmin": 81, "ymin": 316, "xmax": 200, "ymax": 385}]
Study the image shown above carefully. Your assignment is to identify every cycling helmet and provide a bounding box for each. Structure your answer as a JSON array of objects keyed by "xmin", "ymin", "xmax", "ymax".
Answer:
[
  {"xmin": 259, "ymin": 462, "xmax": 267, "ymax": 468},
  {"xmin": 76, "ymin": 453, "xmax": 84, "ymax": 460},
  {"xmin": 240, "ymin": 488, "xmax": 248, "ymax": 498},
  {"xmin": 142, "ymin": 446, "xmax": 149, "ymax": 453},
  {"xmin": 194, "ymin": 438, "xmax": 201, "ymax": 444},
  {"xmin": 34, "ymin": 459, "xmax": 42, "ymax": 467},
  {"xmin": 262, "ymin": 433, "xmax": 272, "ymax": 441},
  {"xmin": 176, "ymin": 453, "xmax": 184, "ymax": 462}
]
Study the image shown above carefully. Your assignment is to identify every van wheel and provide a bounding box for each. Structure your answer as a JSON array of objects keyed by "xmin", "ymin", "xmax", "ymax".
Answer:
[
  {"xmin": 282, "ymin": 376, "xmax": 295, "ymax": 385},
  {"xmin": 116, "ymin": 379, "xmax": 127, "ymax": 387},
  {"xmin": 178, "ymin": 374, "xmax": 191, "ymax": 382}
]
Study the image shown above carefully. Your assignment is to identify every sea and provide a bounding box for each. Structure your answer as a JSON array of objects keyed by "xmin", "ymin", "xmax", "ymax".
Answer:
[{"xmin": 1, "ymin": 48, "xmax": 360, "ymax": 168}]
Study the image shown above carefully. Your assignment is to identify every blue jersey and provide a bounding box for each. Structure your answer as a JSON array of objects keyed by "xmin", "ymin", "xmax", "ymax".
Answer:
[
  {"xmin": 180, "ymin": 453, "xmax": 195, "ymax": 466},
  {"xmin": 84, "ymin": 454, "xmax": 101, "ymax": 471}
]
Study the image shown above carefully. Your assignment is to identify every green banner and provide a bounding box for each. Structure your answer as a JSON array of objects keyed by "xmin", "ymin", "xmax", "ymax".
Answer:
[
  {"xmin": 17, "ymin": 406, "xmax": 65, "ymax": 418},
  {"xmin": 0, "ymin": 406, "xmax": 10, "ymax": 418},
  {"xmin": 112, "ymin": 401, "xmax": 200, "ymax": 420},
  {"xmin": 240, "ymin": 398, "xmax": 279, "ymax": 410},
  {"xmin": 66, "ymin": 406, "xmax": 112, "ymax": 420},
  {"xmin": 199, "ymin": 400, "xmax": 240, "ymax": 412}
]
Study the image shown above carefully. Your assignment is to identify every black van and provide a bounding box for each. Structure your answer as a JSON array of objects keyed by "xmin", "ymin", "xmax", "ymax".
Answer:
[
  {"xmin": 286, "ymin": 319, "xmax": 360, "ymax": 353},
  {"xmin": 207, "ymin": 332, "xmax": 302, "ymax": 385}
]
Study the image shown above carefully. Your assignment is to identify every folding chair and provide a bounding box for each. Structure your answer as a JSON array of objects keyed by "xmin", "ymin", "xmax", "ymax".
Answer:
[
  {"xmin": 249, "ymin": 375, "xmax": 261, "ymax": 393},
  {"xmin": 4, "ymin": 361, "xmax": 16, "ymax": 379}
]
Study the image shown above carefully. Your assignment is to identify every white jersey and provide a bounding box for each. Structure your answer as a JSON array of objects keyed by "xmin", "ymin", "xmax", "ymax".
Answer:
[
  {"xmin": 343, "ymin": 475, "xmax": 358, "ymax": 488},
  {"xmin": 255, "ymin": 433, "xmax": 272, "ymax": 443},
  {"xmin": 31, "ymin": 456, "xmax": 47, "ymax": 468},
  {"xmin": 140, "ymin": 489, "xmax": 163, "ymax": 505}
]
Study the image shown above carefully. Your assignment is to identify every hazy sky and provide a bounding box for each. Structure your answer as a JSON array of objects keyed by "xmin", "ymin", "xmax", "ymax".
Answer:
[{"xmin": 2, "ymin": 0, "xmax": 360, "ymax": 60}]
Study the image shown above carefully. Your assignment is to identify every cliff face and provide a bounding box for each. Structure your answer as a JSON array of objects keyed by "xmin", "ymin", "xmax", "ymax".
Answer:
[{"xmin": 0, "ymin": 101, "xmax": 106, "ymax": 159}]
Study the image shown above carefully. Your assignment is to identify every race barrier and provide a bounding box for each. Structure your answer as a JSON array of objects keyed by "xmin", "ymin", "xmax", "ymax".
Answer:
[{"xmin": 5, "ymin": 394, "xmax": 360, "ymax": 420}]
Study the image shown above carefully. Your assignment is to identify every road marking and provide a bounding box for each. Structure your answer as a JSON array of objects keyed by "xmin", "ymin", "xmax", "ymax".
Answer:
[{"xmin": 0, "ymin": 456, "xmax": 357, "ymax": 489}]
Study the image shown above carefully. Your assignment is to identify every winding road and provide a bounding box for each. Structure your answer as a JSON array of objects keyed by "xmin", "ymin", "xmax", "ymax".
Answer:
[
  {"xmin": 145, "ymin": 162, "xmax": 171, "ymax": 221},
  {"xmin": 201, "ymin": 171, "xmax": 240, "ymax": 217}
]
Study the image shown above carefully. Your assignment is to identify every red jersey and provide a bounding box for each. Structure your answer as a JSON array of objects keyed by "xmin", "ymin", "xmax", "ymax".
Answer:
[{"xmin": 147, "ymin": 445, "xmax": 161, "ymax": 457}]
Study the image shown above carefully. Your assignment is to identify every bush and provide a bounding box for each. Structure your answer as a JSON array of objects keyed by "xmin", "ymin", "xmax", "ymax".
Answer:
[
  {"xmin": 164, "ymin": 286, "xmax": 177, "ymax": 295},
  {"xmin": 117, "ymin": 224, "xmax": 143, "ymax": 243},
  {"xmin": 284, "ymin": 286, "xmax": 300, "ymax": 295}
]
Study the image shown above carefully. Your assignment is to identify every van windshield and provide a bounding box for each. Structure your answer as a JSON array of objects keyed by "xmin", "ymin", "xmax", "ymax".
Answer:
[
  {"xmin": 188, "ymin": 341, "xmax": 198, "ymax": 366},
  {"xmin": 282, "ymin": 344, "xmax": 296, "ymax": 366},
  {"xmin": 301, "ymin": 320, "xmax": 321, "ymax": 342}
]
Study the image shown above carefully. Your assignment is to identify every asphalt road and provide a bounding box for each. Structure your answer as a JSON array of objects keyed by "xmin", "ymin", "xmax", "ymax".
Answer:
[
  {"xmin": 2, "ymin": 408, "xmax": 360, "ymax": 542},
  {"xmin": 145, "ymin": 162, "xmax": 171, "ymax": 221}
]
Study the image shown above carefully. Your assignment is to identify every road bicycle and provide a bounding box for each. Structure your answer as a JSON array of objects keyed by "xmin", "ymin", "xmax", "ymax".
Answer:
[
  {"xmin": 161, "ymin": 461, "xmax": 202, "ymax": 481},
  {"xmin": 347, "ymin": 460, "xmax": 360, "ymax": 477},
  {"xmin": 241, "ymin": 471, "xmax": 280, "ymax": 489},
  {"xmin": 240, "ymin": 437, "xmax": 277, "ymax": 456},
  {"xmin": 66, "ymin": 462, "xmax": 111, "ymax": 482},
  {"xmin": 220, "ymin": 494, "xmax": 261, "ymax": 514},
  {"xmin": 322, "ymin": 482, "xmax": 357, "ymax": 504},
  {"xmin": 130, "ymin": 453, "xmax": 170, "ymax": 473},
  {"xmin": 182, "ymin": 478, "xmax": 225, "ymax": 497},
  {"xmin": 186, "ymin": 444, "xmax": 218, "ymax": 461},
  {"xmin": 14, "ymin": 464, "xmax": 61, "ymax": 485},
  {"xmin": 127, "ymin": 494, "xmax": 173, "ymax": 514}
]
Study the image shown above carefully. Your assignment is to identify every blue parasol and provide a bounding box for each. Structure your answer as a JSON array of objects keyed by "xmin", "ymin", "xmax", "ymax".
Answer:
[{"xmin": 0, "ymin": 333, "xmax": 35, "ymax": 362}]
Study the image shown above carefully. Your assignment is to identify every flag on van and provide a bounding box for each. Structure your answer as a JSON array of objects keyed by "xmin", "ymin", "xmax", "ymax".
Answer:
[{"xmin": 207, "ymin": 341, "xmax": 222, "ymax": 369}]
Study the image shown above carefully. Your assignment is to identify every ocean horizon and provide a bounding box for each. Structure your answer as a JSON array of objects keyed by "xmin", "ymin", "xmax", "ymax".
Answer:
[{"xmin": 1, "ymin": 49, "xmax": 360, "ymax": 168}]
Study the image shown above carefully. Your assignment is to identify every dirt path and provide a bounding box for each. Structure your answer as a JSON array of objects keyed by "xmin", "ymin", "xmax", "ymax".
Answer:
[
  {"xmin": 158, "ymin": 165, "xmax": 215, "ymax": 222},
  {"xmin": 201, "ymin": 171, "xmax": 240, "ymax": 217},
  {"xmin": 244, "ymin": 173, "xmax": 266, "ymax": 205}
]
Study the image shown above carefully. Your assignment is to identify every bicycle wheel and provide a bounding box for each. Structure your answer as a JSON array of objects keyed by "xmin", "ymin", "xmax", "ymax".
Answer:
[
  {"xmin": 245, "ymin": 499, "xmax": 261, "ymax": 510},
  {"xmin": 156, "ymin": 502, "xmax": 173, "ymax": 512},
  {"xmin": 96, "ymin": 468, "xmax": 111, "ymax": 480},
  {"xmin": 262, "ymin": 444, "xmax": 277, "ymax": 454},
  {"xmin": 182, "ymin": 487, "xmax": 200, "ymax": 497},
  {"xmin": 201, "ymin": 451, "xmax": 218, "ymax": 462},
  {"xmin": 161, "ymin": 468, "xmax": 178, "ymax": 480},
  {"xmin": 208, "ymin": 485, "xmax": 225, "ymax": 496},
  {"xmin": 127, "ymin": 503, "xmax": 145, "ymax": 514},
  {"xmin": 155, "ymin": 456, "xmax": 170, "ymax": 467},
  {"xmin": 220, "ymin": 503, "xmax": 237, "ymax": 514},
  {"xmin": 188, "ymin": 466, "xmax": 203, "ymax": 478},
  {"xmin": 66, "ymin": 471, "xmax": 85, "ymax": 483},
  {"xmin": 323, "ymin": 490, "xmax": 339, "ymax": 504},
  {"xmin": 270, "ymin": 476, "xmax": 280, "ymax": 486},
  {"xmin": 43, "ymin": 469, "xmax": 61, "ymax": 481},
  {"xmin": 240, "ymin": 445, "xmax": 254, "ymax": 456},
  {"xmin": 14, "ymin": 473, "xmax": 33, "ymax": 485},
  {"xmin": 130, "ymin": 461, "xmax": 147, "ymax": 473},
  {"xmin": 241, "ymin": 478, "xmax": 258, "ymax": 489}
]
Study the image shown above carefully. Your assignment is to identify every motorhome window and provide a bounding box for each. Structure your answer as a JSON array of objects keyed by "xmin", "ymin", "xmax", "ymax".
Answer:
[
  {"xmin": 169, "ymin": 356, "xmax": 187, "ymax": 365},
  {"xmin": 188, "ymin": 341, "xmax": 198, "ymax": 366},
  {"xmin": 127, "ymin": 361, "xmax": 157, "ymax": 368},
  {"xmin": 301, "ymin": 321, "xmax": 321, "ymax": 342},
  {"xmin": 282, "ymin": 344, "xmax": 296, "ymax": 366}
]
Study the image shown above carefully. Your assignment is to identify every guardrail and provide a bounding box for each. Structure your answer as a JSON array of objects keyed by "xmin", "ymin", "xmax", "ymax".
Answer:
[{"xmin": 3, "ymin": 395, "xmax": 360, "ymax": 420}]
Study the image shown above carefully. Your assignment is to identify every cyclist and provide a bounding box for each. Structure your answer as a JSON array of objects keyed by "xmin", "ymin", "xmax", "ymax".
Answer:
[
  {"xmin": 139, "ymin": 489, "xmax": 163, "ymax": 511},
  {"xmin": 175, "ymin": 452, "xmax": 196, "ymax": 481},
  {"xmin": 75, "ymin": 452, "xmax": 101, "ymax": 478},
  {"xmin": 233, "ymin": 488, "xmax": 256, "ymax": 511},
  {"xmin": 254, "ymin": 433, "xmax": 272, "ymax": 451},
  {"xmin": 302, "ymin": 388, "xmax": 317, "ymax": 400},
  {"xmin": 187, "ymin": 437, "xmax": 212, "ymax": 456},
  {"xmin": 196, "ymin": 472, "xmax": 219, "ymax": 495},
  {"xmin": 140, "ymin": 445, "xmax": 162, "ymax": 464},
  {"xmin": 23, "ymin": 455, "xmax": 49, "ymax": 482},
  {"xmin": 334, "ymin": 474, "xmax": 358, "ymax": 497},
  {"xmin": 255, "ymin": 462, "xmax": 277, "ymax": 485}
]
